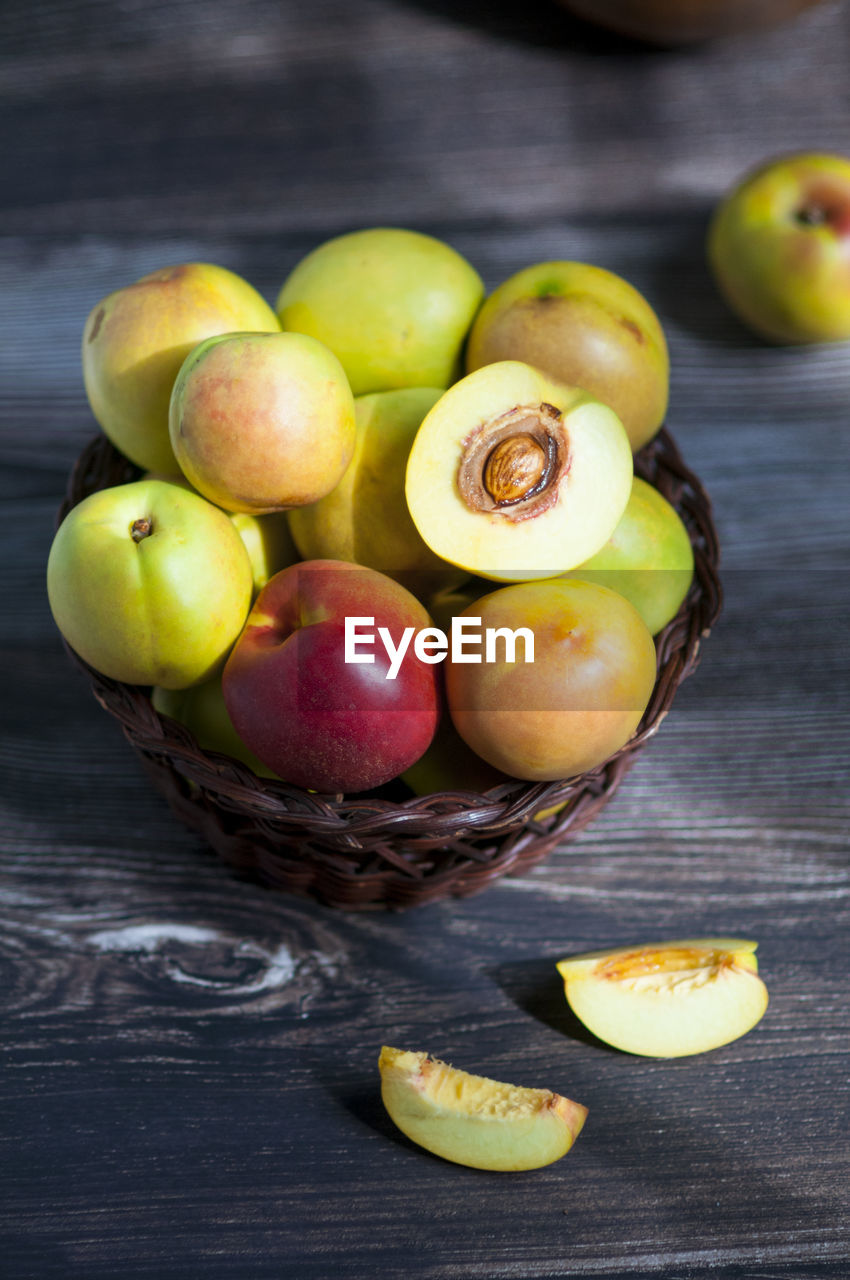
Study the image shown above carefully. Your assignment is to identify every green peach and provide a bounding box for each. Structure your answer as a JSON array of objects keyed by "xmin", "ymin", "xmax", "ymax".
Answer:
[
  {"xmin": 82, "ymin": 263, "xmax": 280, "ymax": 473},
  {"xmin": 465, "ymin": 261, "xmax": 669, "ymax": 452},
  {"xmin": 401, "ymin": 713, "xmax": 508, "ymax": 796},
  {"xmin": 142, "ymin": 467, "xmax": 299, "ymax": 593},
  {"xmin": 287, "ymin": 387, "xmax": 464, "ymax": 592},
  {"xmin": 275, "ymin": 228, "xmax": 484, "ymax": 395},
  {"xmin": 568, "ymin": 477, "xmax": 694, "ymax": 635},
  {"xmin": 230, "ymin": 511, "xmax": 299, "ymax": 596},
  {"xmin": 424, "ymin": 578, "xmax": 491, "ymax": 634},
  {"xmin": 168, "ymin": 331, "xmax": 356, "ymax": 514},
  {"xmin": 152, "ymin": 677, "xmax": 279, "ymax": 778},
  {"xmin": 46, "ymin": 479, "xmax": 253, "ymax": 688}
]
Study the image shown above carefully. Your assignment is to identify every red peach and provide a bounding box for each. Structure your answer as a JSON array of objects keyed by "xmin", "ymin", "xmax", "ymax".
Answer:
[{"xmin": 222, "ymin": 560, "xmax": 441, "ymax": 793}]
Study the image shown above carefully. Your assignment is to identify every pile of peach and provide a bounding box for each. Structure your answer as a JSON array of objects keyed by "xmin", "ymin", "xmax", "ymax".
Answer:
[{"xmin": 47, "ymin": 152, "xmax": 850, "ymax": 796}]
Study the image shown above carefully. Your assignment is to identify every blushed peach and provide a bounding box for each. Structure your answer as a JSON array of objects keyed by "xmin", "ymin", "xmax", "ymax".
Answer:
[
  {"xmin": 169, "ymin": 331, "xmax": 356, "ymax": 514},
  {"xmin": 445, "ymin": 578, "xmax": 657, "ymax": 781}
]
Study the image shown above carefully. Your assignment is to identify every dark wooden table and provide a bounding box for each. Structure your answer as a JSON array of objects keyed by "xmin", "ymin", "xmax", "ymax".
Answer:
[{"xmin": 2, "ymin": 2, "xmax": 849, "ymax": 1277}]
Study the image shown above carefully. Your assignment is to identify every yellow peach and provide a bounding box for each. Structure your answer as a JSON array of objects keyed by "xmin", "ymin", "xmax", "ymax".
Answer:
[{"xmin": 82, "ymin": 263, "xmax": 280, "ymax": 472}]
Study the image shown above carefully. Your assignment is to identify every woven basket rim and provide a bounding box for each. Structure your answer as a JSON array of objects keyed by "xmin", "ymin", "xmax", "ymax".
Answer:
[{"xmin": 57, "ymin": 425, "xmax": 722, "ymax": 907}]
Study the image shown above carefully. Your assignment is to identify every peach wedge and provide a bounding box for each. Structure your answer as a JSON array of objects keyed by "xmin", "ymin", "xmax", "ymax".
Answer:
[
  {"xmin": 378, "ymin": 1046, "xmax": 587, "ymax": 1172},
  {"xmin": 556, "ymin": 938, "xmax": 769, "ymax": 1058}
]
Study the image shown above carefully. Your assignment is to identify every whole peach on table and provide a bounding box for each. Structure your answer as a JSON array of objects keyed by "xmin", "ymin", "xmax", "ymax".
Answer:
[
  {"xmin": 82, "ymin": 263, "xmax": 280, "ymax": 473},
  {"xmin": 445, "ymin": 578, "xmax": 657, "ymax": 781},
  {"xmin": 168, "ymin": 331, "xmax": 357, "ymax": 514},
  {"xmin": 222, "ymin": 560, "xmax": 442, "ymax": 794},
  {"xmin": 708, "ymin": 152, "xmax": 850, "ymax": 343},
  {"xmin": 46, "ymin": 479, "xmax": 254, "ymax": 689},
  {"xmin": 465, "ymin": 261, "xmax": 669, "ymax": 452}
]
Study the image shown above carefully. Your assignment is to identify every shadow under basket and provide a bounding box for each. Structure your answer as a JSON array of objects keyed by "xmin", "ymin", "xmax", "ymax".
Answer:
[{"xmin": 58, "ymin": 428, "xmax": 722, "ymax": 910}]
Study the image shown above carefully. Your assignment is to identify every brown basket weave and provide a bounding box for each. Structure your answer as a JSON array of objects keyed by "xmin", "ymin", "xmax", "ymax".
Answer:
[{"xmin": 57, "ymin": 428, "xmax": 721, "ymax": 910}]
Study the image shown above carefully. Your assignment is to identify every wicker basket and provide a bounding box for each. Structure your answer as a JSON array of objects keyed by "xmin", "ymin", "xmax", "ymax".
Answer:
[{"xmin": 57, "ymin": 428, "xmax": 721, "ymax": 910}]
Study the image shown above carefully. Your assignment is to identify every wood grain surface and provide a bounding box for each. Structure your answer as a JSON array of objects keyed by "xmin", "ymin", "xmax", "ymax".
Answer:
[{"xmin": 1, "ymin": 1, "xmax": 849, "ymax": 1277}]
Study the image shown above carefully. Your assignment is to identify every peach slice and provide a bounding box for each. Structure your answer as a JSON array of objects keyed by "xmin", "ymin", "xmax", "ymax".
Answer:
[
  {"xmin": 378, "ymin": 1046, "xmax": 587, "ymax": 1172},
  {"xmin": 556, "ymin": 938, "xmax": 769, "ymax": 1058}
]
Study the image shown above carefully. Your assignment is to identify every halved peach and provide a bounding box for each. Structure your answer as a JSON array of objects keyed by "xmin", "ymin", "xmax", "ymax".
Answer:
[
  {"xmin": 379, "ymin": 1046, "xmax": 587, "ymax": 1172},
  {"xmin": 405, "ymin": 361, "xmax": 632, "ymax": 582}
]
